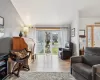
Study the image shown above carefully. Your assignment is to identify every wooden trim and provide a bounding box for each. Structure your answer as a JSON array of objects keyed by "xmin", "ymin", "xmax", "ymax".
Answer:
[
  {"xmin": 95, "ymin": 22, "xmax": 100, "ymax": 24},
  {"xmin": 86, "ymin": 26, "xmax": 88, "ymax": 47},
  {"xmin": 86, "ymin": 25, "xmax": 100, "ymax": 47},
  {"xmin": 87, "ymin": 24, "xmax": 100, "ymax": 27},
  {"xmin": 86, "ymin": 26, "xmax": 93, "ymax": 47},
  {"xmin": 92, "ymin": 26, "xmax": 94, "ymax": 47},
  {"xmin": 36, "ymin": 27, "xmax": 60, "ymax": 30}
]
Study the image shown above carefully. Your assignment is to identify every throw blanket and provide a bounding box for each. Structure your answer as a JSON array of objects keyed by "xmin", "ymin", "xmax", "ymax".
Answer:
[{"xmin": 23, "ymin": 37, "xmax": 35, "ymax": 54}]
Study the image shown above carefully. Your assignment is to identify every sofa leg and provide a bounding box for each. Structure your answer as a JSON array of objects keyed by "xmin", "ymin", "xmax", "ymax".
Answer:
[{"xmin": 70, "ymin": 68, "xmax": 72, "ymax": 74}]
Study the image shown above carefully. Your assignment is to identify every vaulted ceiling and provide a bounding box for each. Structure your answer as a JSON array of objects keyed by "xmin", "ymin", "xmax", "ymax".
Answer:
[{"xmin": 11, "ymin": 0, "xmax": 100, "ymax": 25}]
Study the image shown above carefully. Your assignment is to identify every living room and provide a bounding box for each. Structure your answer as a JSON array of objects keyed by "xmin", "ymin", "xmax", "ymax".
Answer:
[{"xmin": 0, "ymin": 0, "xmax": 100, "ymax": 80}]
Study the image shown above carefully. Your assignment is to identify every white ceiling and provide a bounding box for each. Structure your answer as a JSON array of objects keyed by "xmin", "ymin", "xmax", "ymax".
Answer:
[{"xmin": 11, "ymin": 0, "xmax": 100, "ymax": 25}]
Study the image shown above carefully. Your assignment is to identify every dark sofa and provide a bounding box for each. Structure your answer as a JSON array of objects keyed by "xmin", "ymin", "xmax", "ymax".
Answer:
[
  {"xmin": 71, "ymin": 47, "xmax": 100, "ymax": 80},
  {"xmin": 58, "ymin": 42, "xmax": 73, "ymax": 60}
]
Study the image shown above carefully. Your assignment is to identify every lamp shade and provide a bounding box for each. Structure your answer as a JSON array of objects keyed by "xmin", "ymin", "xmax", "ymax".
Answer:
[{"xmin": 23, "ymin": 27, "xmax": 29, "ymax": 33}]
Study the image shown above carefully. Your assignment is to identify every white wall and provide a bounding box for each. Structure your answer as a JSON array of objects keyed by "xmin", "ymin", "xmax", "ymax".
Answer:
[
  {"xmin": 71, "ymin": 12, "xmax": 79, "ymax": 56},
  {"xmin": 79, "ymin": 17, "xmax": 100, "ymax": 30},
  {"xmin": 0, "ymin": 0, "xmax": 24, "ymax": 37},
  {"xmin": 79, "ymin": 17, "xmax": 100, "ymax": 48}
]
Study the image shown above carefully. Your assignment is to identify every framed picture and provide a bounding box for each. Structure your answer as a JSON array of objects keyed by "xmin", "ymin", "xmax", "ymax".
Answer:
[
  {"xmin": 79, "ymin": 30, "xmax": 85, "ymax": 37},
  {"xmin": 71, "ymin": 28, "xmax": 75, "ymax": 37},
  {"xmin": 0, "ymin": 28, "xmax": 4, "ymax": 33},
  {"xmin": 0, "ymin": 16, "xmax": 4, "ymax": 26},
  {"xmin": 0, "ymin": 28, "xmax": 4, "ymax": 37}
]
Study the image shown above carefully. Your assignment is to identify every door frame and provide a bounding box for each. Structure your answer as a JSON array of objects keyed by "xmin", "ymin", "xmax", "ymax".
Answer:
[
  {"xmin": 36, "ymin": 29, "xmax": 60, "ymax": 55},
  {"xmin": 86, "ymin": 24, "xmax": 100, "ymax": 47}
]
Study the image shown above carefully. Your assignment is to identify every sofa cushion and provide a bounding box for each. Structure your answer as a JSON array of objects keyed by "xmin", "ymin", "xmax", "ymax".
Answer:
[
  {"xmin": 72, "ymin": 63, "xmax": 92, "ymax": 80},
  {"xmin": 72, "ymin": 70, "xmax": 87, "ymax": 80},
  {"xmin": 84, "ymin": 47, "xmax": 100, "ymax": 66},
  {"xmin": 0, "ymin": 37, "xmax": 12, "ymax": 54}
]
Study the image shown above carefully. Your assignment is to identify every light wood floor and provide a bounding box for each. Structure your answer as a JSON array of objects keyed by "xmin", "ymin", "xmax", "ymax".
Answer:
[
  {"xmin": 28, "ymin": 55, "xmax": 70, "ymax": 72},
  {"xmin": 6, "ymin": 55, "xmax": 71, "ymax": 80}
]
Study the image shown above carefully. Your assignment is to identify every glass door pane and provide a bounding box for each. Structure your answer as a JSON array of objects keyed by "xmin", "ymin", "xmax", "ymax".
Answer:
[
  {"xmin": 45, "ymin": 31, "xmax": 51, "ymax": 54},
  {"xmin": 51, "ymin": 31, "xmax": 59, "ymax": 55},
  {"xmin": 36, "ymin": 30, "xmax": 60, "ymax": 55},
  {"xmin": 87, "ymin": 27, "xmax": 92, "ymax": 47},
  {"xmin": 36, "ymin": 31, "xmax": 45, "ymax": 54},
  {"xmin": 94, "ymin": 26, "xmax": 100, "ymax": 47}
]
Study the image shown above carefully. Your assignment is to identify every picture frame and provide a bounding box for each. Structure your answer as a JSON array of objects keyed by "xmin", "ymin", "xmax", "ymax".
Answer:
[
  {"xmin": 79, "ymin": 30, "xmax": 85, "ymax": 37},
  {"xmin": 71, "ymin": 28, "xmax": 75, "ymax": 37},
  {"xmin": 0, "ymin": 28, "xmax": 4, "ymax": 33},
  {"xmin": 0, "ymin": 16, "xmax": 4, "ymax": 26}
]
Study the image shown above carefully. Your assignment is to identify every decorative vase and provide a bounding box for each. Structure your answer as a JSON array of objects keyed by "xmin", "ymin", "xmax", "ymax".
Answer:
[{"xmin": 19, "ymin": 31, "xmax": 23, "ymax": 37}]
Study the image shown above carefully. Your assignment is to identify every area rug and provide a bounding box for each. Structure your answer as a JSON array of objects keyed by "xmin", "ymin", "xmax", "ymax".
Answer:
[{"xmin": 7, "ymin": 72, "xmax": 76, "ymax": 80}]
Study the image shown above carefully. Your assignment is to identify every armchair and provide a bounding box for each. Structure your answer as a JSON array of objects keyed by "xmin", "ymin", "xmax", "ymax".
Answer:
[
  {"xmin": 9, "ymin": 37, "xmax": 31, "ymax": 77},
  {"xmin": 58, "ymin": 42, "xmax": 73, "ymax": 60},
  {"xmin": 71, "ymin": 47, "xmax": 100, "ymax": 80},
  {"xmin": 93, "ymin": 64, "xmax": 100, "ymax": 80}
]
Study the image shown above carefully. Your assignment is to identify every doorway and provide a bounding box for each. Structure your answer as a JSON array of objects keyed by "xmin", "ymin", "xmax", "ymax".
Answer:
[
  {"xmin": 86, "ymin": 25, "xmax": 100, "ymax": 47},
  {"xmin": 36, "ymin": 30, "xmax": 60, "ymax": 55}
]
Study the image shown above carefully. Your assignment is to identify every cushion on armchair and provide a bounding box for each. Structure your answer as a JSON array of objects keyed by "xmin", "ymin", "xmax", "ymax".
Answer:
[
  {"xmin": 83, "ymin": 47, "xmax": 100, "ymax": 66},
  {"xmin": 11, "ymin": 49, "xmax": 28, "ymax": 60},
  {"xmin": 72, "ymin": 63, "xmax": 92, "ymax": 80},
  {"xmin": 58, "ymin": 42, "xmax": 73, "ymax": 60},
  {"xmin": 71, "ymin": 47, "xmax": 100, "ymax": 80}
]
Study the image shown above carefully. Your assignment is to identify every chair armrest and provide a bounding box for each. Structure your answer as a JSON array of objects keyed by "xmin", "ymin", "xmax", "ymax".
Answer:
[
  {"xmin": 92, "ymin": 64, "xmax": 100, "ymax": 80},
  {"xmin": 93, "ymin": 64, "xmax": 100, "ymax": 73},
  {"xmin": 71, "ymin": 56, "xmax": 83, "ymax": 64},
  {"xmin": 70, "ymin": 56, "xmax": 83, "ymax": 74},
  {"xmin": 27, "ymin": 50, "xmax": 31, "ymax": 53}
]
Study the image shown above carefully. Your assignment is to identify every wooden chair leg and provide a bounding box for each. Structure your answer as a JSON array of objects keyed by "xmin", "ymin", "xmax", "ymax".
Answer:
[
  {"xmin": 23, "ymin": 64, "xmax": 30, "ymax": 71},
  {"xmin": 11, "ymin": 62, "xmax": 22, "ymax": 77},
  {"xmin": 12, "ymin": 62, "xmax": 19, "ymax": 73},
  {"xmin": 16, "ymin": 63, "xmax": 23, "ymax": 77}
]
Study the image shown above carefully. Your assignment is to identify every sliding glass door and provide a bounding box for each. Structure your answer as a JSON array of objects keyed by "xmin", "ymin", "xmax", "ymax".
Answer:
[
  {"xmin": 36, "ymin": 30, "xmax": 60, "ymax": 55},
  {"xmin": 51, "ymin": 31, "xmax": 59, "ymax": 55}
]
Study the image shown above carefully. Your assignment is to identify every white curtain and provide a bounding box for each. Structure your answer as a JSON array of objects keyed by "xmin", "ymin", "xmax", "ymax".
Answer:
[
  {"xmin": 59, "ymin": 27, "xmax": 68, "ymax": 47},
  {"xmin": 32, "ymin": 27, "xmax": 36, "ymax": 54},
  {"xmin": 27, "ymin": 27, "xmax": 36, "ymax": 54}
]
